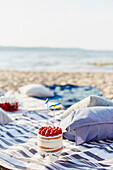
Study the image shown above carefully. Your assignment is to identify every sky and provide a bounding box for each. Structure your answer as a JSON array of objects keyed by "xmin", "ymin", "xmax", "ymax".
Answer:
[{"xmin": 0, "ymin": 0, "xmax": 113, "ymax": 50}]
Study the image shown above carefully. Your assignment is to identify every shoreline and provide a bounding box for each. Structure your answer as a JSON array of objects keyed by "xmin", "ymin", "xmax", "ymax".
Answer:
[{"xmin": 0, "ymin": 70, "xmax": 113, "ymax": 99}]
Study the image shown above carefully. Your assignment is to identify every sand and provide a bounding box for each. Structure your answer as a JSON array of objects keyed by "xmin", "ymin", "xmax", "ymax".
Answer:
[{"xmin": 0, "ymin": 70, "xmax": 113, "ymax": 99}]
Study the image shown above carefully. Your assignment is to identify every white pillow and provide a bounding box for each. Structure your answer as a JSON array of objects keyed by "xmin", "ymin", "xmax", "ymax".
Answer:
[
  {"xmin": 60, "ymin": 95, "xmax": 113, "ymax": 119},
  {"xmin": 0, "ymin": 108, "xmax": 12, "ymax": 125},
  {"xmin": 60, "ymin": 107, "xmax": 113, "ymax": 145},
  {"xmin": 19, "ymin": 84, "xmax": 54, "ymax": 98}
]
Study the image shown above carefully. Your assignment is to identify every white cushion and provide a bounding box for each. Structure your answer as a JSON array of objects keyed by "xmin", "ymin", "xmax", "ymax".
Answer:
[
  {"xmin": 60, "ymin": 95, "xmax": 113, "ymax": 119},
  {"xmin": 19, "ymin": 84, "xmax": 54, "ymax": 98},
  {"xmin": 0, "ymin": 108, "xmax": 12, "ymax": 125}
]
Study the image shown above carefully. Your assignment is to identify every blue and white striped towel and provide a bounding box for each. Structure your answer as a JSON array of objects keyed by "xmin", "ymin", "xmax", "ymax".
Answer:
[{"xmin": 0, "ymin": 96, "xmax": 113, "ymax": 169}]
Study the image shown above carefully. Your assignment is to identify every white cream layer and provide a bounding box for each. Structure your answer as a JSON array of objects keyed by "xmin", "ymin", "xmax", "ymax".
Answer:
[{"xmin": 38, "ymin": 138, "xmax": 62, "ymax": 148}]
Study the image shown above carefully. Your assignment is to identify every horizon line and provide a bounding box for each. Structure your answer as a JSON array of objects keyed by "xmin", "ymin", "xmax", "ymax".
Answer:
[{"xmin": 0, "ymin": 45, "xmax": 113, "ymax": 52}]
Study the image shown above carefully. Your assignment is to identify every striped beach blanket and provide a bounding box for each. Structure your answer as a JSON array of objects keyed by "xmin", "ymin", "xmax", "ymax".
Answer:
[{"xmin": 0, "ymin": 96, "xmax": 113, "ymax": 169}]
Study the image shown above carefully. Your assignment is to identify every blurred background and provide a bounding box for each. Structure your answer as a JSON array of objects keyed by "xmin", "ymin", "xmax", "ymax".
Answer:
[{"xmin": 0, "ymin": 0, "xmax": 113, "ymax": 72}]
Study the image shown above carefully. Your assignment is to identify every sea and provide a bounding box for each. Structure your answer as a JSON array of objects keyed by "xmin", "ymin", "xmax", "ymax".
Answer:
[{"xmin": 0, "ymin": 46, "xmax": 113, "ymax": 73}]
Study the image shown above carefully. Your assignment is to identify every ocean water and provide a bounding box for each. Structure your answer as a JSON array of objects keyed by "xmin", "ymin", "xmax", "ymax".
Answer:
[{"xmin": 0, "ymin": 47, "xmax": 113, "ymax": 72}]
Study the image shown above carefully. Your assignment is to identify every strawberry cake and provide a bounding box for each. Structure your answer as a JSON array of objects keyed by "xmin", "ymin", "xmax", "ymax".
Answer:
[{"xmin": 38, "ymin": 126, "xmax": 63, "ymax": 153}]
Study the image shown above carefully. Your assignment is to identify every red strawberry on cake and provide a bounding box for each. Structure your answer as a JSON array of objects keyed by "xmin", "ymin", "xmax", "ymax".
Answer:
[{"xmin": 38, "ymin": 126, "xmax": 63, "ymax": 153}]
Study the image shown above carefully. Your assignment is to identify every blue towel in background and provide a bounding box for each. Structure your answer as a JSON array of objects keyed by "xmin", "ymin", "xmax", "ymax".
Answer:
[{"xmin": 43, "ymin": 85, "xmax": 102, "ymax": 109}]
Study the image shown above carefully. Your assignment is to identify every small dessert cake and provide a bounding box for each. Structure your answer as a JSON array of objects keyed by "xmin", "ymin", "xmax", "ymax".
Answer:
[{"xmin": 38, "ymin": 126, "xmax": 63, "ymax": 153}]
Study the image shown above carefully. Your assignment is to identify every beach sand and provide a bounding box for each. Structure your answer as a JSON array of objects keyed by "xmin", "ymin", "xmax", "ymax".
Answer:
[{"xmin": 0, "ymin": 70, "xmax": 113, "ymax": 99}]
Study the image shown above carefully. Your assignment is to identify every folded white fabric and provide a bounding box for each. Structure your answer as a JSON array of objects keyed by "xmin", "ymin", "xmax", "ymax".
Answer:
[
  {"xmin": 19, "ymin": 84, "xmax": 54, "ymax": 98},
  {"xmin": 0, "ymin": 108, "xmax": 12, "ymax": 125},
  {"xmin": 60, "ymin": 95, "xmax": 113, "ymax": 119}
]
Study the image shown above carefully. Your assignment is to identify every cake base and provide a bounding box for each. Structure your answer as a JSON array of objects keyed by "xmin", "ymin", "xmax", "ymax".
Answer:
[
  {"xmin": 38, "ymin": 147, "xmax": 63, "ymax": 163},
  {"xmin": 38, "ymin": 146, "xmax": 63, "ymax": 156}
]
